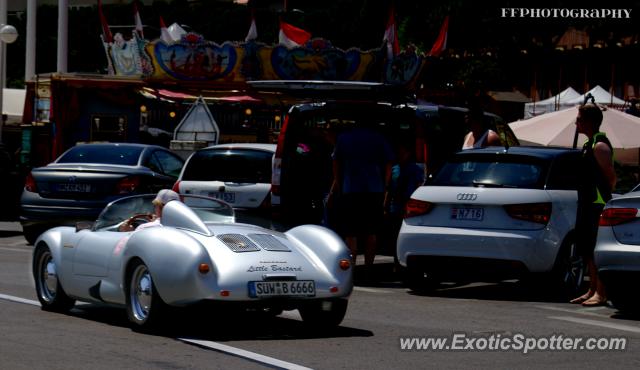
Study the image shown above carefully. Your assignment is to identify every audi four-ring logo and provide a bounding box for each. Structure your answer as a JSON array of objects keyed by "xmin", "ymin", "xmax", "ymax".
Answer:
[{"xmin": 456, "ymin": 193, "xmax": 478, "ymax": 201}]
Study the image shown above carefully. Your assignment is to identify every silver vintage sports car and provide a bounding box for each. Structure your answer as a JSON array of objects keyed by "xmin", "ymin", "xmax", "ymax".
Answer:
[{"xmin": 32, "ymin": 194, "xmax": 353, "ymax": 330}]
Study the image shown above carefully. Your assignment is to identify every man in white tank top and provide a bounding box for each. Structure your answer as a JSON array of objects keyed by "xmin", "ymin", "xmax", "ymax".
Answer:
[{"xmin": 461, "ymin": 108, "xmax": 501, "ymax": 150}]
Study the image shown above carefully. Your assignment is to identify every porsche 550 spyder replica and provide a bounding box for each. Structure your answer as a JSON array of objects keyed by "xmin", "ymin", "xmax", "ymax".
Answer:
[{"xmin": 32, "ymin": 194, "xmax": 353, "ymax": 329}]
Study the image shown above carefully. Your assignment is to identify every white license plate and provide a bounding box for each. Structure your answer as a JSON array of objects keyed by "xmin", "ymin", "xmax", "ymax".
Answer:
[
  {"xmin": 208, "ymin": 191, "xmax": 235, "ymax": 203},
  {"xmin": 451, "ymin": 207, "xmax": 484, "ymax": 221},
  {"xmin": 249, "ymin": 280, "xmax": 315, "ymax": 298},
  {"xmin": 57, "ymin": 183, "xmax": 91, "ymax": 192}
]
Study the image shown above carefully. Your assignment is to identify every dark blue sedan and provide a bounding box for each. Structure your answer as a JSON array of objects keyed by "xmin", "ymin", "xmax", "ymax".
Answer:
[{"xmin": 20, "ymin": 143, "xmax": 184, "ymax": 244}]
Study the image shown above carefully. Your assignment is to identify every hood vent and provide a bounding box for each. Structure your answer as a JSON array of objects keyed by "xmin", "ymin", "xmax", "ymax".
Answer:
[
  {"xmin": 217, "ymin": 234, "xmax": 260, "ymax": 252},
  {"xmin": 248, "ymin": 234, "xmax": 291, "ymax": 252}
]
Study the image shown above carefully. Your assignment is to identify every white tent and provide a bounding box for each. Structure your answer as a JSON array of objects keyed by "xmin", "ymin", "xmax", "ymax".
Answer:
[
  {"xmin": 559, "ymin": 85, "xmax": 625, "ymax": 110},
  {"xmin": 524, "ymin": 87, "xmax": 580, "ymax": 118},
  {"xmin": 510, "ymin": 106, "xmax": 640, "ymax": 165}
]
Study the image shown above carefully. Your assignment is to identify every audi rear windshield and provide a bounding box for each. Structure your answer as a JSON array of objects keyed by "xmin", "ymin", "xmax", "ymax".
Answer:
[
  {"xmin": 432, "ymin": 155, "xmax": 547, "ymax": 189},
  {"xmin": 182, "ymin": 149, "xmax": 272, "ymax": 183},
  {"xmin": 57, "ymin": 145, "xmax": 143, "ymax": 166}
]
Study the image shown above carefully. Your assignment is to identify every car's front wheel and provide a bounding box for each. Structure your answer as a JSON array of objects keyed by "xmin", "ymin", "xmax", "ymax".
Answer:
[
  {"xmin": 125, "ymin": 259, "xmax": 168, "ymax": 330},
  {"xmin": 32, "ymin": 243, "xmax": 75, "ymax": 312},
  {"xmin": 299, "ymin": 298, "xmax": 348, "ymax": 328}
]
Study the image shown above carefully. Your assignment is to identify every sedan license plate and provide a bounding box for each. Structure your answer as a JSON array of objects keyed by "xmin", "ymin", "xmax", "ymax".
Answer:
[
  {"xmin": 56, "ymin": 183, "xmax": 91, "ymax": 192},
  {"xmin": 249, "ymin": 280, "xmax": 315, "ymax": 298},
  {"xmin": 451, "ymin": 207, "xmax": 484, "ymax": 221},
  {"xmin": 208, "ymin": 191, "xmax": 235, "ymax": 203}
]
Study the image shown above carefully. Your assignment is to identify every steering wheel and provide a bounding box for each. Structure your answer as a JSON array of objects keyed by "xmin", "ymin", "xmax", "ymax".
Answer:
[{"xmin": 127, "ymin": 213, "xmax": 155, "ymax": 228}]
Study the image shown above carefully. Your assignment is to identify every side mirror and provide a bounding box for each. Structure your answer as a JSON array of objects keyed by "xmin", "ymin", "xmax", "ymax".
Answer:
[{"xmin": 75, "ymin": 221, "xmax": 94, "ymax": 232}]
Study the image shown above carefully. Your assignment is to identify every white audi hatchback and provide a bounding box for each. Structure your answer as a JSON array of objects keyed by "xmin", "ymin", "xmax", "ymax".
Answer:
[
  {"xmin": 173, "ymin": 143, "xmax": 276, "ymax": 210},
  {"xmin": 397, "ymin": 147, "xmax": 585, "ymax": 295}
]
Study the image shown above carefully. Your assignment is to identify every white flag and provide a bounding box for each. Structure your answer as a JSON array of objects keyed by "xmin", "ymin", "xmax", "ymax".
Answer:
[{"xmin": 245, "ymin": 17, "xmax": 257, "ymax": 42}]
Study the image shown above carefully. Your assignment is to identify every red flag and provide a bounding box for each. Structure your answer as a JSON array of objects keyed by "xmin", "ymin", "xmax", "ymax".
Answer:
[
  {"xmin": 383, "ymin": 4, "xmax": 400, "ymax": 59},
  {"xmin": 279, "ymin": 20, "xmax": 311, "ymax": 48},
  {"xmin": 428, "ymin": 16, "xmax": 449, "ymax": 57},
  {"xmin": 98, "ymin": 0, "xmax": 112, "ymax": 43},
  {"xmin": 159, "ymin": 16, "xmax": 172, "ymax": 44},
  {"xmin": 133, "ymin": 1, "xmax": 144, "ymax": 39}
]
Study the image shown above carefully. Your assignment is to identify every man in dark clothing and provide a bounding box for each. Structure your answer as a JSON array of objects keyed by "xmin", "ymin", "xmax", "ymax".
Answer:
[
  {"xmin": 570, "ymin": 103, "xmax": 616, "ymax": 307},
  {"xmin": 329, "ymin": 124, "xmax": 394, "ymax": 271}
]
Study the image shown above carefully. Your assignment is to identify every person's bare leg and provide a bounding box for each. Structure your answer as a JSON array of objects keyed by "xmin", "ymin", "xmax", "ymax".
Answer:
[
  {"xmin": 364, "ymin": 234, "xmax": 377, "ymax": 266},
  {"xmin": 582, "ymin": 259, "xmax": 607, "ymax": 306},
  {"xmin": 346, "ymin": 236, "xmax": 357, "ymax": 264},
  {"xmin": 570, "ymin": 256, "xmax": 596, "ymax": 303}
]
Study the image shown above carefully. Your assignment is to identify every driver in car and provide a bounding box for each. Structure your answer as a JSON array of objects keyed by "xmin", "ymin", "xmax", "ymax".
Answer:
[{"xmin": 118, "ymin": 189, "xmax": 180, "ymax": 232}]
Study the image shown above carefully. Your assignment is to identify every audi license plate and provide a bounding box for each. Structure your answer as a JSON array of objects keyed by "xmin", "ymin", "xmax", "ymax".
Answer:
[
  {"xmin": 248, "ymin": 280, "xmax": 315, "ymax": 298},
  {"xmin": 451, "ymin": 207, "xmax": 484, "ymax": 221},
  {"xmin": 208, "ymin": 191, "xmax": 235, "ymax": 203},
  {"xmin": 56, "ymin": 183, "xmax": 91, "ymax": 192}
]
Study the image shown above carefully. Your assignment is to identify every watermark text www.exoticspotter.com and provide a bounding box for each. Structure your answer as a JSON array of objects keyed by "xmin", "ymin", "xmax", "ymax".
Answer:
[
  {"xmin": 399, "ymin": 334, "xmax": 627, "ymax": 354},
  {"xmin": 501, "ymin": 8, "xmax": 631, "ymax": 19}
]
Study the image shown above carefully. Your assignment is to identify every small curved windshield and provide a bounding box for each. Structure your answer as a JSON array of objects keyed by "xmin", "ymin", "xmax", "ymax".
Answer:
[{"xmin": 94, "ymin": 194, "xmax": 234, "ymax": 230}]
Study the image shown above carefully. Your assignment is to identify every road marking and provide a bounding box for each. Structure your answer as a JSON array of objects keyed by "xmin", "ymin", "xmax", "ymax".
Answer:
[
  {"xmin": 0, "ymin": 293, "xmax": 39, "ymax": 306},
  {"xmin": 179, "ymin": 338, "xmax": 313, "ymax": 370},
  {"xmin": 535, "ymin": 305, "xmax": 613, "ymax": 319},
  {"xmin": 549, "ymin": 316, "xmax": 640, "ymax": 334},
  {"xmin": 353, "ymin": 286, "xmax": 393, "ymax": 294},
  {"xmin": 0, "ymin": 246, "xmax": 30, "ymax": 253},
  {"xmin": 0, "ymin": 292, "xmax": 313, "ymax": 370}
]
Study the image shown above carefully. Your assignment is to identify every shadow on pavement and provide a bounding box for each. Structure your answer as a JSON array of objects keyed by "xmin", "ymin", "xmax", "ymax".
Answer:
[
  {"xmin": 610, "ymin": 312, "xmax": 640, "ymax": 322},
  {"xmin": 407, "ymin": 279, "xmax": 587, "ymax": 304},
  {"xmin": 67, "ymin": 303, "xmax": 373, "ymax": 340},
  {"xmin": 0, "ymin": 230, "xmax": 22, "ymax": 238}
]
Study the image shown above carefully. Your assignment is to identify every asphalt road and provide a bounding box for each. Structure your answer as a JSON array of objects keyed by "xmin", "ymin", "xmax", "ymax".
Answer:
[{"xmin": 1, "ymin": 222, "xmax": 639, "ymax": 369}]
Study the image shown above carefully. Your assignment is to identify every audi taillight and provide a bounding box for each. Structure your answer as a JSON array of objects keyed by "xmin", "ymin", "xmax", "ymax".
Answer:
[
  {"xmin": 404, "ymin": 198, "xmax": 433, "ymax": 218},
  {"xmin": 504, "ymin": 202, "xmax": 552, "ymax": 225},
  {"xmin": 24, "ymin": 172, "xmax": 38, "ymax": 193},
  {"xmin": 172, "ymin": 180, "xmax": 181, "ymax": 193},
  {"xmin": 600, "ymin": 208, "xmax": 638, "ymax": 226},
  {"xmin": 115, "ymin": 176, "xmax": 140, "ymax": 194}
]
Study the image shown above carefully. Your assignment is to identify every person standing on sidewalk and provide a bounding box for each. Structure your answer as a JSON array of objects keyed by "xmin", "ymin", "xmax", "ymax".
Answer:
[{"xmin": 570, "ymin": 103, "xmax": 616, "ymax": 306}]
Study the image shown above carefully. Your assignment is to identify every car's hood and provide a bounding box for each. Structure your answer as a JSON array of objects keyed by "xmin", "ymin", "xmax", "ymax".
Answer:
[{"xmin": 197, "ymin": 223, "xmax": 335, "ymax": 281}]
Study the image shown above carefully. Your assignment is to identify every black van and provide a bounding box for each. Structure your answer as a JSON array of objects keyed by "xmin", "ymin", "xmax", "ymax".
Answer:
[{"xmin": 248, "ymin": 81, "xmax": 520, "ymax": 225}]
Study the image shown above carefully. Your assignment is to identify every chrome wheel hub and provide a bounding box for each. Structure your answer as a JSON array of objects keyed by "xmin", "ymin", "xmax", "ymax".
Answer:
[
  {"xmin": 38, "ymin": 251, "xmax": 57, "ymax": 303},
  {"xmin": 130, "ymin": 265, "xmax": 153, "ymax": 322}
]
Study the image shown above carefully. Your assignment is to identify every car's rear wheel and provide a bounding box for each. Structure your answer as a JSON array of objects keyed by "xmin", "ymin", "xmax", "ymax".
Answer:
[
  {"xmin": 604, "ymin": 278, "xmax": 639, "ymax": 313},
  {"xmin": 403, "ymin": 264, "xmax": 440, "ymax": 292},
  {"xmin": 550, "ymin": 236, "xmax": 584, "ymax": 298},
  {"xmin": 125, "ymin": 259, "xmax": 168, "ymax": 330},
  {"xmin": 299, "ymin": 298, "xmax": 348, "ymax": 328},
  {"xmin": 608, "ymin": 293, "xmax": 639, "ymax": 313},
  {"xmin": 32, "ymin": 243, "xmax": 75, "ymax": 312}
]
